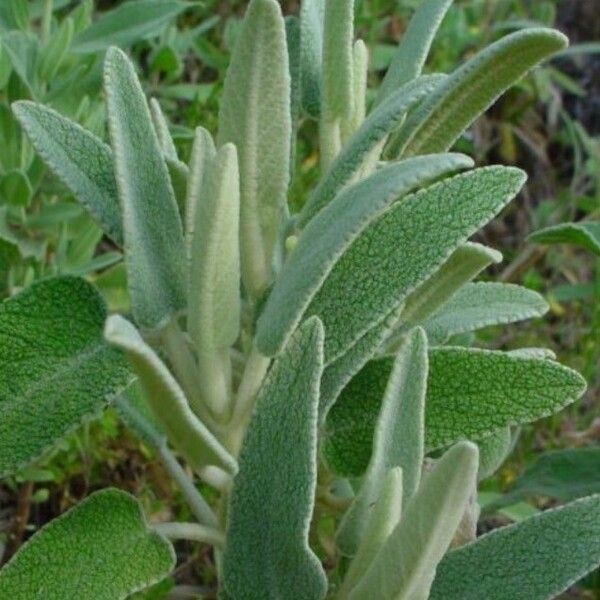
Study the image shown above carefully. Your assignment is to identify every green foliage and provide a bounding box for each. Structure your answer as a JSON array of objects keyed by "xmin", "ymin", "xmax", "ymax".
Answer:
[
  {"xmin": 0, "ymin": 0, "xmax": 597, "ymax": 597},
  {"xmin": 529, "ymin": 221, "xmax": 600, "ymax": 256},
  {"xmin": 0, "ymin": 489, "xmax": 175, "ymax": 599}
]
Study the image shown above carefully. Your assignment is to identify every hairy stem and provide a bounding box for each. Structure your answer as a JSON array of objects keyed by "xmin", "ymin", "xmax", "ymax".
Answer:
[{"xmin": 154, "ymin": 522, "xmax": 225, "ymax": 549}]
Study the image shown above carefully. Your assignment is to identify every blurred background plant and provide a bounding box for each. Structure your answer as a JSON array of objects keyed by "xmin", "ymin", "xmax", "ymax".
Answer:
[{"xmin": 0, "ymin": 0, "xmax": 598, "ymax": 597}]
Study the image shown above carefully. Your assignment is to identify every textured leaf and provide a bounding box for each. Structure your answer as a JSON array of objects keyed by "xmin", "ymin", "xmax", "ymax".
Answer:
[
  {"xmin": 104, "ymin": 47, "xmax": 187, "ymax": 330},
  {"xmin": 349, "ymin": 442, "xmax": 479, "ymax": 600},
  {"xmin": 104, "ymin": 316, "xmax": 237, "ymax": 477},
  {"xmin": 322, "ymin": 0, "xmax": 354, "ymax": 120},
  {"xmin": 218, "ymin": 0, "xmax": 291, "ymax": 298},
  {"xmin": 12, "ymin": 101, "xmax": 122, "ymax": 245},
  {"xmin": 0, "ymin": 276, "xmax": 132, "ymax": 477},
  {"xmin": 0, "ymin": 489, "xmax": 175, "ymax": 600},
  {"xmin": 477, "ymin": 427, "xmax": 513, "ymax": 481},
  {"xmin": 149, "ymin": 97, "xmax": 179, "ymax": 162},
  {"xmin": 223, "ymin": 318, "xmax": 327, "ymax": 600},
  {"xmin": 423, "ymin": 282, "xmax": 549, "ymax": 344},
  {"xmin": 338, "ymin": 468, "xmax": 403, "ymax": 598},
  {"xmin": 324, "ymin": 348, "xmax": 586, "ymax": 477},
  {"xmin": 490, "ymin": 448, "xmax": 600, "ymax": 508},
  {"xmin": 256, "ymin": 155, "xmax": 476, "ymax": 357},
  {"xmin": 337, "ymin": 329, "xmax": 428, "ymax": 557},
  {"xmin": 388, "ymin": 28, "xmax": 568, "ymax": 157},
  {"xmin": 299, "ymin": 0, "xmax": 324, "ymax": 117},
  {"xmin": 529, "ymin": 221, "xmax": 600, "ymax": 256},
  {"xmin": 430, "ymin": 494, "xmax": 600, "ymax": 600},
  {"xmin": 72, "ymin": 0, "xmax": 190, "ymax": 54},
  {"xmin": 398, "ymin": 243, "xmax": 503, "ymax": 333},
  {"xmin": 341, "ymin": 39, "xmax": 369, "ymax": 141},
  {"xmin": 188, "ymin": 143, "xmax": 240, "ymax": 417},
  {"xmin": 303, "ymin": 167, "xmax": 525, "ymax": 363},
  {"xmin": 300, "ymin": 76, "xmax": 449, "ymax": 224},
  {"xmin": 375, "ymin": 0, "xmax": 454, "ymax": 105}
]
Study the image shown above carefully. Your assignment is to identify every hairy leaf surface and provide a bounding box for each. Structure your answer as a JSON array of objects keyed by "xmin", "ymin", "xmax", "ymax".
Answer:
[
  {"xmin": 223, "ymin": 319, "xmax": 327, "ymax": 600},
  {"xmin": 0, "ymin": 276, "xmax": 131, "ymax": 477},
  {"xmin": 299, "ymin": 0, "xmax": 325, "ymax": 117},
  {"xmin": 0, "ymin": 489, "xmax": 175, "ymax": 599},
  {"xmin": 430, "ymin": 495, "xmax": 600, "ymax": 600},
  {"xmin": 529, "ymin": 221, "xmax": 600, "ymax": 256}
]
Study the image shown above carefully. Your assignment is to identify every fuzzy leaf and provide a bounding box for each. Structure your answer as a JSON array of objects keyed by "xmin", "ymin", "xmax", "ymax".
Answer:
[
  {"xmin": 324, "ymin": 349, "xmax": 586, "ymax": 477},
  {"xmin": 0, "ymin": 277, "xmax": 132, "ymax": 477},
  {"xmin": 477, "ymin": 427, "xmax": 513, "ymax": 481},
  {"xmin": 399, "ymin": 243, "xmax": 503, "ymax": 331},
  {"xmin": 104, "ymin": 47, "xmax": 187, "ymax": 330},
  {"xmin": 388, "ymin": 28, "xmax": 568, "ymax": 157},
  {"xmin": 149, "ymin": 97, "xmax": 179, "ymax": 162},
  {"xmin": 305, "ymin": 167, "xmax": 525, "ymax": 363},
  {"xmin": 349, "ymin": 442, "xmax": 479, "ymax": 600},
  {"xmin": 430, "ymin": 495, "xmax": 600, "ymax": 600},
  {"xmin": 529, "ymin": 221, "xmax": 600, "ymax": 256},
  {"xmin": 423, "ymin": 282, "xmax": 549, "ymax": 343},
  {"xmin": 0, "ymin": 489, "xmax": 175, "ymax": 599},
  {"xmin": 218, "ymin": 0, "xmax": 291, "ymax": 299},
  {"xmin": 300, "ymin": 76, "xmax": 448, "ymax": 223},
  {"xmin": 257, "ymin": 154, "xmax": 476, "ymax": 357},
  {"xmin": 375, "ymin": 0, "xmax": 454, "ymax": 105},
  {"xmin": 337, "ymin": 329, "xmax": 428, "ymax": 557},
  {"xmin": 322, "ymin": 0, "xmax": 355, "ymax": 120},
  {"xmin": 104, "ymin": 316, "xmax": 237, "ymax": 477},
  {"xmin": 223, "ymin": 318, "xmax": 327, "ymax": 600},
  {"xmin": 12, "ymin": 101, "xmax": 122, "ymax": 245},
  {"xmin": 72, "ymin": 0, "xmax": 190, "ymax": 54},
  {"xmin": 299, "ymin": 0, "xmax": 324, "ymax": 117}
]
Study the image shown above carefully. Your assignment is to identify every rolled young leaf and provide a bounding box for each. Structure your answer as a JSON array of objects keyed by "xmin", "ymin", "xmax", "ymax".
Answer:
[
  {"xmin": 341, "ymin": 39, "xmax": 368, "ymax": 142},
  {"xmin": 303, "ymin": 166, "xmax": 525, "ymax": 363},
  {"xmin": 375, "ymin": 0, "xmax": 454, "ymax": 106},
  {"xmin": 528, "ymin": 221, "xmax": 600, "ymax": 256},
  {"xmin": 336, "ymin": 329, "xmax": 428, "ymax": 557},
  {"xmin": 300, "ymin": 75, "xmax": 448, "ymax": 224},
  {"xmin": 104, "ymin": 316, "xmax": 237, "ymax": 478},
  {"xmin": 422, "ymin": 282, "xmax": 549, "ymax": 344},
  {"xmin": 387, "ymin": 28, "xmax": 568, "ymax": 158},
  {"xmin": 218, "ymin": 0, "xmax": 291, "ymax": 299},
  {"xmin": 324, "ymin": 349, "xmax": 586, "ymax": 477},
  {"xmin": 256, "ymin": 154, "xmax": 475, "ymax": 357},
  {"xmin": 12, "ymin": 101, "xmax": 123, "ymax": 245},
  {"xmin": 430, "ymin": 494, "xmax": 600, "ymax": 600},
  {"xmin": 299, "ymin": 0, "xmax": 325, "ymax": 117},
  {"xmin": 223, "ymin": 318, "xmax": 327, "ymax": 600},
  {"xmin": 0, "ymin": 489, "xmax": 175, "ymax": 599},
  {"xmin": 0, "ymin": 276, "xmax": 132, "ymax": 477},
  {"xmin": 104, "ymin": 46, "xmax": 187, "ymax": 330},
  {"xmin": 349, "ymin": 442, "xmax": 479, "ymax": 600},
  {"xmin": 188, "ymin": 143, "xmax": 241, "ymax": 417}
]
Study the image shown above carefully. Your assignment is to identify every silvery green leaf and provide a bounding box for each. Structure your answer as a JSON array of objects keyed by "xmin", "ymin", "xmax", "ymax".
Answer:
[
  {"xmin": 257, "ymin": 154, "xmax": 475, "ymax": 357},
  {"xmin": 529, "ymin": 221, "xmax": 600, "ymax": 256},
  {"xmin": 0, "ymin": 277, "xmax": 132, "ymax": 477},
  {"xmin": 324, "ymin": 348, "xmax": 586, "ymax": 477},
  {"xmin": 305, "ymin": 167, "xmax": 525, "ymax": 363},
  {"xmin": 341, "ymin": 40, "xmax": 369, "ymax": 142},
  {"xmin": 104, "ymin": 316, "xmax": 237, "ymax": 478},
  {"xmin": 477, "ymin": 427, "xmax": 513, "ymax": 481},
  {"xmin": 185, "ymin": 126, "xmax": 216, "ymax": 259},
  {"xmin": 218, "ymin": 0, "xmax": 291, "ymax": 299},
  {"xmin": 223, "ymin": 318, "xmax": 327, "ymax": 600},
  {"xmin": 300, "ymin": 75, "xmax": 447, "ymax": 224},
  {"xmin": 188, "ymin": 143, "xmax": 240, "ymax": 417},
  {"xmin": 398, "ymin": 242, "xmax": 503, "ymax": 333},
  {"xmin": 349, "ymin": 442, "xmax": 479, "ymax": 600},
  {"xmin": 286, "ymin": 16, "xmax": 301, "ymax": 127},
  {"xmin": 388, "ymin": 28, "xmax": 568, "ymax": 157},
  {"xmin": 423, "ymin": 282, "xmax": 549, "ymax": 344},
  {"xmin": 430, "ymin": 494, "xmax": 600, "ymax": 600},
  {"xmin": 0, "ymin": 489, "xmax": 175, "ymax": 600},
  {"xmin": 337, "ymin": 329, "xmax": 428, "ymax": 557},
  {"xmin": 12, "ymin": 101, "xmax": 122, "ymax": 245},
  {"xmin": 166, "ymin": 157, "xmax": 188, "ymax": 215},
  {"xmin": 38, "ymin": 15, "xmax": 74, "ymax": 81},
  {"xmin": 375, "ymin": 0, "xmax": 454, "ymax": 106},
  {"xmin": 338, "ymin": 468, "xmax": 403, "ymax": 599},
  {"xmin": 507, "ymin": 347, "xmax": 557, "ymax": 360},
  {"xmin": 104, "ymin": 47, "xmax": 187, "ymax": 330},
  {"xmin": 299, "ymin": 0, "xmax": 324, "ymax": 117},
  {"xmin": 322, "ymin": 0, "xmax": 355, "ymax": 121},
  {"xmin": 149, "ymin": 97, "xmax": 180, "ymax": 162}
]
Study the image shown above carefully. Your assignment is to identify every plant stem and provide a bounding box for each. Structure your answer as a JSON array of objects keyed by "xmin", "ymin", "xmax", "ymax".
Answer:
[
  {"xmin": 153, "ymin": 522, "xmax": 225, "ymax": 549},
  {"xmin": 41, "ymin": 0, "xmax": 53, "ymax": 44}
]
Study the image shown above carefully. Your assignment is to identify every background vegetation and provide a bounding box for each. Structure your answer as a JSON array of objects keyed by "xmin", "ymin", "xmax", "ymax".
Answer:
[{"xmin": 0, "ymin": 0, "xmax": 597, "ymax": 597}]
